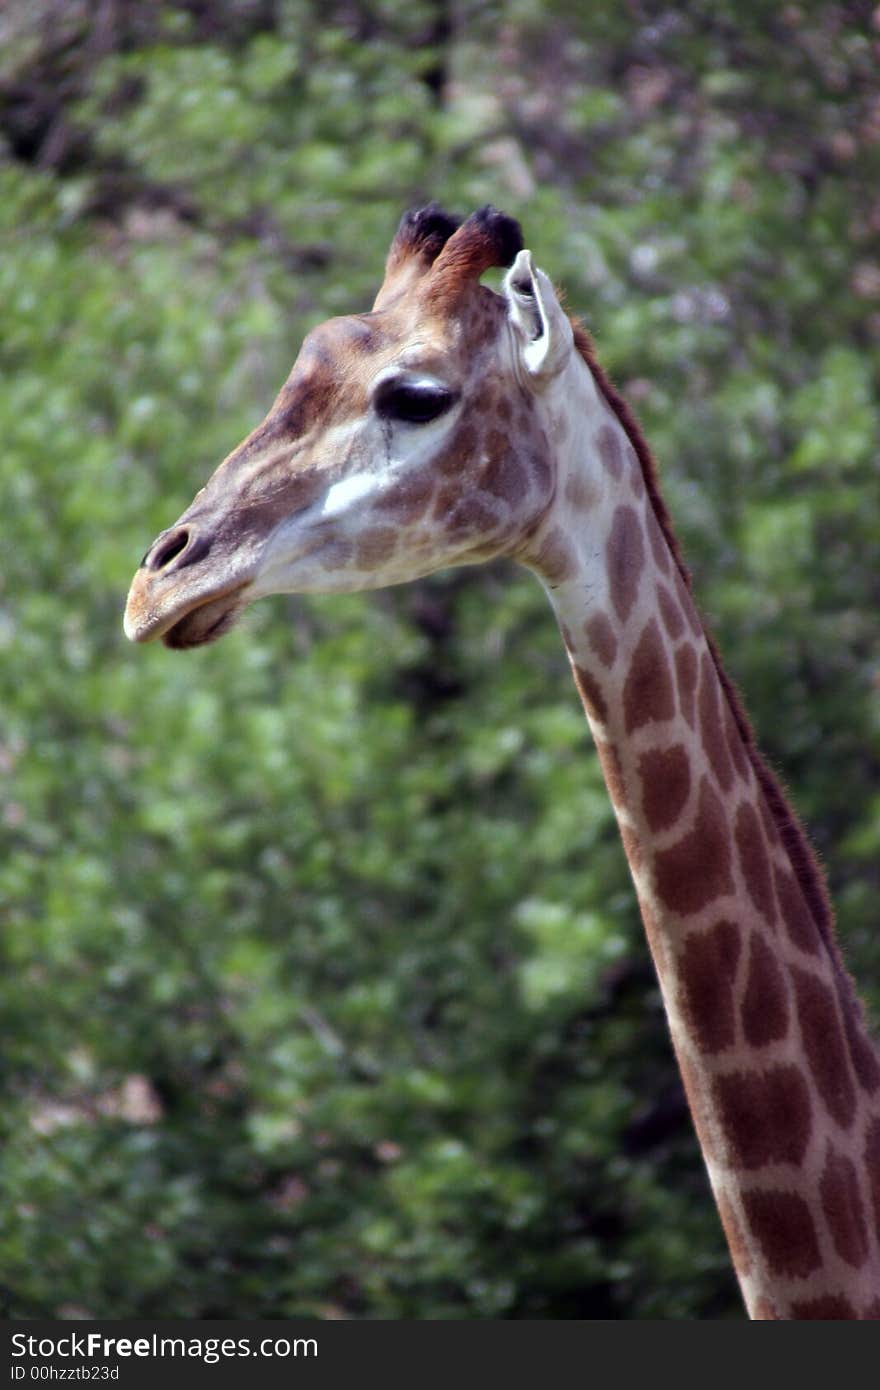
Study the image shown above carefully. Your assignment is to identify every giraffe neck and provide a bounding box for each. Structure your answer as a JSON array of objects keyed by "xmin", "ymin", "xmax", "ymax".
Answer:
[{"xmin": 526, "ymin": 343, "xmax": 880, "ymax": 1319}]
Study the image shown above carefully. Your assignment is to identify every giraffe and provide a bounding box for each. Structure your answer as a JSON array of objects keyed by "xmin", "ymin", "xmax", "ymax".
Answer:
[{"xmin": 124, "ymin": 204, "xmax": 880, "ymax": 1319}]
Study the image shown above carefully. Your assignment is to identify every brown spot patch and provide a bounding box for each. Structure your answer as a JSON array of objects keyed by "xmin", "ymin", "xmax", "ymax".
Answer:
[
  {"xmin": 820, "ymin": 1144, "xmax": 869, "ymax": 1269},
  {"xmin": 723, "ymin": 707, "xmax": 749, "ymax": 787},
  {"xmin": 675, "ymin": 569, "xmax": 703, "ymax": 639},
  {"xmin": 657, "ymin": 585, "xmax": 685, "ymax": 640},
  {"xmin": 743, "ymin": 1189, "xmax": 821, "ymax": 1278},
  {"xmin": 374, "ymin": 470, "xmax": 434, "ymax": 523},
  {"xmin": 256, "ymin": 367, "xmax": 341, "ymax": 447},
  {"xmin": 432, "ymin": 480, "xmax": 460, "ymax": 520},
  {"xmin": 626, "ymin": 444, "xmax": 645, "ymax": 499},
  {"xmin": 842, "ymin": 1004, "xmax": 880, "ymax": 1095},
  {"xmin": 654, "ymin": 775, "xmax": 734, "ymax": 916},
  {"xmin": 638, "ymin": 743, "xmax": 691, "ymax": 833},
  {"xmin": 586, "ymin": 613, "xmax": 617, "ymax": 669},
  {"xmin": 645, "ymin": 505, "xmax": 671, "ymax": 576},
  {"xmin": 677, "ymin": 1048, "xmax": 719, "ymax": 1164},
  {"xmin": 356, "ymin": 525, "xmax": 397, "ymax": 570},
  {"xmin": 437, "ymin": 422, "xmax": 478, "ymax": 475},
  {"xmin": 448, "ymin": 495, "xmax": 499, "ymax": 539},
  {"xmin": 638, "ymin": 900, "xmax": 665, "ymax": 966},
  {"xmin": 864, "ymin": 1117, "xmax": 880, "ymax": 1245},
  {"xmin": 775, "ymin": 867, "xmax": 820, "ymax": 956},
  {"xmin": 528, "ymin": 449, "xmax": 553, "ymax": 498},
  {"xmin": 596, "ymin": 739, "xmax": 626, "ymax": 808},
  {"xmin": 675, "ymin": 643, "xmax": 698, "ymax": 728},
  {"xmin": 793, "ymin": 966, "xmax": 856, "ymax": 1130},
  {"xmin": 751, "ymin": 1297, "xmax": 779, "ymax": 1320},
  {"xmin": 535, "ymin": 526, "xmax": 577, "ymax": 585},
  {"xmin": 715, "ymin": 1192, "xmax": 752, "ymax": 1278},
  {"xmin": 607, "ymin": 505, "xmax": 646, "ymax": 625},
  {"xmin": 714, "ymin": 1063, "xmax": 812, "ymax": 1169},
  {"xmin": 244, "ymin": 465, "xmax": 326, "ymax": 518},
  {"xmin": 573, "ymin": 665, "xmax": 608, "ymax": 724},
  {"xmin": 623, "ymin": 619, "xmax": 675, "ymax": 735},
  {"xmin": 735, "ymin": 802, "xmax": 777, "ymax": 926},
  {"xmin": 678, "ymin": 918, "xmax": 741, "ymax": 1054},
  {"xmin": 741, "ymin": 931, "xmax": 789, "ymax": 1046},
  {"xmin": 758, "ymin": 791, "xmax": 780, "ymax": 845},
  {"xmin": 596, "ymin": 423, "xmax": 623, "ymax": 479},
  {"xmin": 317, "ymin": 537, "xmax": 355, "ymax": 568},
  {"xmin": 480, "ymin": 446, "xmax": 527, "ymax": 500},
  {"xmin": 790, "ymin": 1296, "xmax": 858, "ymax": 1320},
  {"xmin": 451, "ymin": 422, "xmax": 478, "ymax": 457},
  {"xmin": 699, "ymin": 653, "xmax": 734, "ymax": 792}
]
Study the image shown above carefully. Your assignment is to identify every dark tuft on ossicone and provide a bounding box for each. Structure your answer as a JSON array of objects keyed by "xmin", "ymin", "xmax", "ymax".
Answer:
[
  {"xmin": 471, "ymin": 205, "xmax": 524, "ymax": 267},
  {"xmin": 397, "ymin": 202, "xmax": 462, "ymax": 263},
  {"xmin": 421, "ymin": 205, "xmax": 526, "ymax": 301}
]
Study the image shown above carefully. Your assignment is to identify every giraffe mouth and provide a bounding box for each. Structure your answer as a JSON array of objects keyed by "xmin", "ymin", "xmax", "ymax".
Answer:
[
  {"xmin": 123, "ymin": 571, "xmax": 250, "ymax": 649},
  {"xmin": 161, "ymin": 591, "xmax": 247, "ymax": 649}
]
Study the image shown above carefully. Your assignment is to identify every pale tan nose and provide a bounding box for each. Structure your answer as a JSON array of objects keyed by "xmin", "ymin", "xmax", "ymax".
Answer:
[{"xmin": 141, "ymin": 526, "xmax": 212, "ymax": 574}]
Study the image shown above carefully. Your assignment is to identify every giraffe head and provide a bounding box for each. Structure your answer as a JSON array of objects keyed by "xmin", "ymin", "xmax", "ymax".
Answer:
[{"xmin": 124, "ymin": 204, "xmax": 577, "ymax": 648}]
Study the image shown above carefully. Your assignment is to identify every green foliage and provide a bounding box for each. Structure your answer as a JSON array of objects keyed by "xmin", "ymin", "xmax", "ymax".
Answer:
[{"xmin": 1, "ymin": 0, "xmax": 878, "ymax": 1321}]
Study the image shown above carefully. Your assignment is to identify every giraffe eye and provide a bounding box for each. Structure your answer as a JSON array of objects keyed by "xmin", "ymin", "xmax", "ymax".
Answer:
[{"xmin": 374, "ymin": 378, "xmax": 456, "ymax": 425}]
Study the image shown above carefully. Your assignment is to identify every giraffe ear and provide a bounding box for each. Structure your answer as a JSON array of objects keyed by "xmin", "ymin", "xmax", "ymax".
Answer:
[{"xmin": 504, "ymin": 249, "xmax": 574, "ymax": 381}]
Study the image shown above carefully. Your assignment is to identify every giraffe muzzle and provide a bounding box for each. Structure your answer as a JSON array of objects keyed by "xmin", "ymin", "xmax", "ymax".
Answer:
[{"xmin": 124, "ymin": 517, "xmax": 255, "ymax": 648}]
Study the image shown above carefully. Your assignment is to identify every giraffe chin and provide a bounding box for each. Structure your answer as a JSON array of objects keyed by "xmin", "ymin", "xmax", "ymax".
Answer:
[{"xmin": 162, "ymin": 593, "xmax": 245, "ymax": 650}]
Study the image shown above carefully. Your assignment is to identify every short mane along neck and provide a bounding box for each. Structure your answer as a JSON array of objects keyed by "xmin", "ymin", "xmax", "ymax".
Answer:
[{"xmin": 531, "ymin": 336, "xmax": 880, "ymax": 1320}]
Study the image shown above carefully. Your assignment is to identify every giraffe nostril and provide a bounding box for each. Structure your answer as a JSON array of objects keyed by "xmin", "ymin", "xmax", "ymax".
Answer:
[
  {"xmin": 146, "ymin": 528, "xmax": 190, "ymax": 571},
  {"xmin": 144, "ymin": 526, "xmax": 211, "ymax": 573}
]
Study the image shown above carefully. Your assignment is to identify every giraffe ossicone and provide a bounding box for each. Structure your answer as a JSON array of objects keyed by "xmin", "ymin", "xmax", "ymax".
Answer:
[{"xmin": 125, "ymin": 204, "xmax": 880, "ymax": 1320}]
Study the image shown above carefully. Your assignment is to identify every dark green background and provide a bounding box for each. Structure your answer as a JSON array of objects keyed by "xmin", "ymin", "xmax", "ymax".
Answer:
[{"xmin": 2, "ymin": 0, "xmax": 878, "ymax": 1319}]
